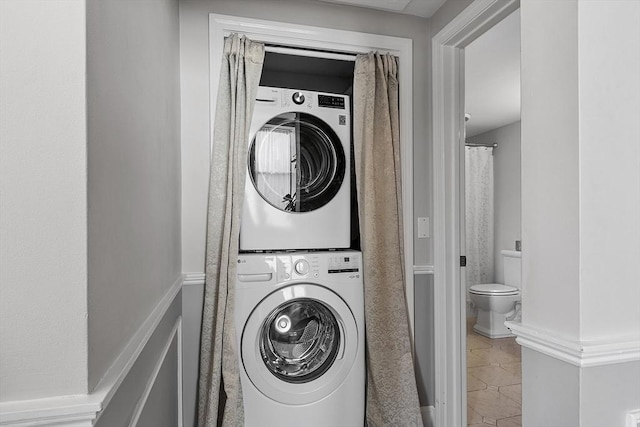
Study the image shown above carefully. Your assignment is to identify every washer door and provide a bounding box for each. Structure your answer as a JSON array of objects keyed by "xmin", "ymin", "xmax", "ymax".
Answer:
[
  {"xmin": 248, "ymin": 112, "xmax": 346, "ymax": 213},
  {"xmin": 241, "ymin": 284, "xmax": 358, "ymax": 405}
]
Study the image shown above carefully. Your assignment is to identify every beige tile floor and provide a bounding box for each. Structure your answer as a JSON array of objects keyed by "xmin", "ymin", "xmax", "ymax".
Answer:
[{"xmin": 467, "ymin": 317, "xmax": 522, "ymax": 427}]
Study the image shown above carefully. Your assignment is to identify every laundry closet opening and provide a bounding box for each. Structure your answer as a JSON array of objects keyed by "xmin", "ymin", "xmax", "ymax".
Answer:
[{"xmin": 253, "ymin": 49, "xmax": 361, "ymax": 250}]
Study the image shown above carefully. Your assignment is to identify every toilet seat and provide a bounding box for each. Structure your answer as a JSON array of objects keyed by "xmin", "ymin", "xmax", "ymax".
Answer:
[{"xmin": 469, "ymin": 283, "xmax": 519, "ymax": 296}]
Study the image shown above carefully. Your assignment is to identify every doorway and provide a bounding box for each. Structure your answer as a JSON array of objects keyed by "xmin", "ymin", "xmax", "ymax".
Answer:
[
  {"xmin": 431, "ymin": 0, "xmax": 520, "ymax": 426},
  {"xmin": 463, "ymin": 9, "xmax": 521, "ymax": 426}
]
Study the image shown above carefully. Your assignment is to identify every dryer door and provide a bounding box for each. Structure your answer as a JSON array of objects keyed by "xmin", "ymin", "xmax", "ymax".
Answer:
[
  {"xmin": 241, "ymin": 284, "xmax": 358, "ymax": 405},
  {"xmin": 248, "ymin": 112, "xmax": 346, "ymax": 213}
]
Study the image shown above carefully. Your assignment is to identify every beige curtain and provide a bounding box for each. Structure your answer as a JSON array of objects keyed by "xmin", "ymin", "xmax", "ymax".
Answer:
[
  {"xmin": 197, "ymin": 34, "xmax": 264, "ymax": 427},
  {"xmin": 353, "ymin": 52, "xmax": 423, "ymax": 426}
]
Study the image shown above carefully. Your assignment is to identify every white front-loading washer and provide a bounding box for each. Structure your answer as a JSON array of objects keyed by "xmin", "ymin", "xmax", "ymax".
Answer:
[
  {"xmin": 240, "ymin": 86, "xmax": 351, "ymax": 251},
  {"xmin": 235, "ymin": 251, "xmax": 365, "ymax": 426}
]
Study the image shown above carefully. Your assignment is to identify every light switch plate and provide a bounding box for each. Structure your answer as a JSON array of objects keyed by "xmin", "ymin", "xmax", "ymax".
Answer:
[{"xmin": 417, "ymin": 217, "xmax": 429, "ymax": 238}]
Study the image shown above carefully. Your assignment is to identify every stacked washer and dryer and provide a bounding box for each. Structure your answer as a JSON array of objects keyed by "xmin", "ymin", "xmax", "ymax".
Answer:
[{"xmin": 236, "ymin": 86, "xmax": 365, "ymax": 426}]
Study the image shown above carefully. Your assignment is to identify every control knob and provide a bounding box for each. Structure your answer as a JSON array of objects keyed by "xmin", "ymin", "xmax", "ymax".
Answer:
[
  {"xmin": 292, "ymin": 92, "xmax": 305, "ymax": 105},
  {"xmin": 294, "ymin": 259, "xmax": 310, "ymax": 275}
]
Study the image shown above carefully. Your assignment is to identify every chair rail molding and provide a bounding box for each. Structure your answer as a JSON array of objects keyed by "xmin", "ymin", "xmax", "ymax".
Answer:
[
  {"xmin": 431, "ymin": 0, "xmax": 519, "ymax": 426},
  {"xmin": 413, "ymin": 265, "xmax": 435, "ymax": 275},
  {"xmin": 208, "ymin": 14, "xmax": 416, "ymax": 339},
  {"xmin": 183, "ymin": 272, "xmax": 206, "ymax": 286},
  {"xmin": 506, "ymin": 321, "xmax": 640, "ymax": 368},
  {"xmin": 0, "ymin": 276, "xmax": 183, "ymax": 427}
]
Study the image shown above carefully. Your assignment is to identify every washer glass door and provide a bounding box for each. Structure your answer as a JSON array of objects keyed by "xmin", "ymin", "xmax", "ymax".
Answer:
[
  {"xmin": 248, "ymin": 112, "xmax": 346, "ymax": 213},
  {"xmin": 260, "ymin": 298, "xmax": 340, "ymax": 383}
]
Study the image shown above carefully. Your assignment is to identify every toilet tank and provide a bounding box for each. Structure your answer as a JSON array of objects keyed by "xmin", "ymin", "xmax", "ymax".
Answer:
[{"xmin": 501, "ymin": 250, "xmax": 521, "ymax": 288}]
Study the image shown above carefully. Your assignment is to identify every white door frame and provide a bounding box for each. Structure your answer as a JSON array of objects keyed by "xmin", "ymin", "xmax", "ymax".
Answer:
[
  {"xmin": 431, "ymin": 0, "xmax": 519, "ymax": 425},
  {"xmin": 208, "ymin": 15, "xmax": 416, "ymax": 338}
]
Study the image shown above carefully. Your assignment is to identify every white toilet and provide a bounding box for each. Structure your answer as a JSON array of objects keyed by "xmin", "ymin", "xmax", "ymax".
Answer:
[{"xmin": 469, "ymin": 250, "xmax": 521, "ymax": 338}]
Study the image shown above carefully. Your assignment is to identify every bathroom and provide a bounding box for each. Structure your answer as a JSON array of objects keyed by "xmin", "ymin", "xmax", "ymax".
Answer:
[{"xmin": 463, "ymin": 8, "xmax": 522, "ymax": 427}]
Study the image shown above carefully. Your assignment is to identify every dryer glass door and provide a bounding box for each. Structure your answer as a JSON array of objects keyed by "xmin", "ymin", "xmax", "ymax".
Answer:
[
  {"xmin": 249, "ymin": 113, "xmax": 346, "ymax": 213},
  {"xmin": 260, "ymin": 298, "xmax": 340, "ymax": 383}
]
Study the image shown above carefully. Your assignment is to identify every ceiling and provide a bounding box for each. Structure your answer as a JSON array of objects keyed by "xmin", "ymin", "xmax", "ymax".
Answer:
[
  {"xmin": 464, "ymin": 9, "xmax": 521, "ymax": 137},
  {"xmin": 309, "ymin": 0, "xmax": 521, "ymax": 138},
  {"xmin": 311, "ymin": 0, "xmax": 448, "ymax": 18}
]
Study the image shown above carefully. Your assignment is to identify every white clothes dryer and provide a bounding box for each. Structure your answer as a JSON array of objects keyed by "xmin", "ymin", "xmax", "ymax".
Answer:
[
  {"xmin": 235, "ymin": 251, "xmax": 365, "ymax": 427},
  {"xmin": 240, "ymin": 86, "xmax": 351, "ymax": 251}
]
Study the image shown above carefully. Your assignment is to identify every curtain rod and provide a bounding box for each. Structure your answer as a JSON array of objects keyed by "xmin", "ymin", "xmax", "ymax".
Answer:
[
  {"xmin": 265, "ymin": 45, "xmax": 357, "ymax": 62},
  {"xmin": 465, "ymin": 142, "xmax": 497, "ymax": 148}
]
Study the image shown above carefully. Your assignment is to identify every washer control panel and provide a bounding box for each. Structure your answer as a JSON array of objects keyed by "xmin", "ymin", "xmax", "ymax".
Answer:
[{"xmin": 268, "ymin": 252, "xmax": 361, "ymax": 281}]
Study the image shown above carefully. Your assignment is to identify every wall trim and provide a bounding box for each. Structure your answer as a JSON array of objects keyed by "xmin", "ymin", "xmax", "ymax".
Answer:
[
  {"xmin": 182, "ymin": 272, "xmax": 205, "ymax": 286},
  {"xmin": 506, "ymin": 321, "xmax": 640, "ymax": 368},
  {"xmin": 413, "ymin": 265, "xmax": 435, "ymax": 275},
  {"xmin": 627, "ymin": 409, "xmax": 640, "ymax": 427},
  {"xmin": 420, "ymin": 405, "xmax": 435, "ymax": 427},
  {"xmin": 128, "ymin": 317, "xmax": 183, "ymax": 427},
  {"xmin": 0, "ymin": 276, "xmax": 184, "ymax": 427},
  {"xmin": 431, "ymin": 1, "xmax": 520, "ymax": 426}
]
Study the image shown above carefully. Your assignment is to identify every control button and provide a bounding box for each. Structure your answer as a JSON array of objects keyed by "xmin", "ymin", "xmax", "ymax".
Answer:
[
  {"xmin": 294, "ymin": 259, "xmax": 310, "ymax": 275},
  {"xmin": 292, "ymin": 92, "xmax": 305, "ymax": 105}
]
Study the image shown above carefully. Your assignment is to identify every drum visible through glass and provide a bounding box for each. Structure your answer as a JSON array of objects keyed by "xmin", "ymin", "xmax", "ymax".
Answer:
[
  {"xmin": 259, "ymin": 298, "xmax": 341, "ymax": 383},
  {"xmin": 249, "ymin": 112, "xmax": 345, "ymax": 213}
]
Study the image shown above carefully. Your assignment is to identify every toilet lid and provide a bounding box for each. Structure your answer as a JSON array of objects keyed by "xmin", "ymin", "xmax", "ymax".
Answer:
[{"xmin": 469, "ymin": 283, "xmax": 519, "ymax": 295}]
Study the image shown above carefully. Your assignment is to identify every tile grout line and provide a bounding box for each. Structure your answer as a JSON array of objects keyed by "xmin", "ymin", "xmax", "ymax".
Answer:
[{"xmin": 467, "ymin": 317, "xmax": 522, "ymax": 427}]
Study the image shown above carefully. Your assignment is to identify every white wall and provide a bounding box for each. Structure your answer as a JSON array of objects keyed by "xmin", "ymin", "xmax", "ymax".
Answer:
[
  {"xmin": 86, "ymin": 0, "xmax": 182, "ymax": 390},
  {"xmin": 466, "ymin": 121, "xmax": 521, "ymax": 284},
  {"xmin": 521, "ymin": 0, "xmax": 581, "ymax": 339},
  {"xmin": 0, "ymin": 0, "xmax": 89, "ymax": 401},
  {"xmin": 520, "ymin": 0, "xmax": 640, "ymax": 424},
  {"xmin": 577, "ymin": 0, "xmax": 640, "ymax": 341}
]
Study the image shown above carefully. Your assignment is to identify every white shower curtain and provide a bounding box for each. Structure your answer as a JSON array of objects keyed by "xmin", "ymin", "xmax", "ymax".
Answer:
[{"xmin": 465, "ymin": 146, "xmax": 494, "ymax": 289}]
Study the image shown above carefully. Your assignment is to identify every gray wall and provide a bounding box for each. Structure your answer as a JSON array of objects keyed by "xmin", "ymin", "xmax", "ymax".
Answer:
[
  {"xmin": 96, "ymin": 293, "xmax": 182, "ymax": 427},
  {"xmin": 466, "ymin": 121, "xmax": 521, "ymax": 283},
  {"xmin": 414, "ymin": 274, "xmax": 435, "ymax": 407},
  {"xmin": 182, "ymin": 283, "xmax": 205, "ymax": 427},
  {"xmin": 86, "ymin": 0, "xmax": 182, "ymax": 390}
]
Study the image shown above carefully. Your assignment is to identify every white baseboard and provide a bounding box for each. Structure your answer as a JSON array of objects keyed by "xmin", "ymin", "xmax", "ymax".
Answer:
[
  {"xmin": 420, "ymin": 405, "xmax": 435, "ymax": 427},
  {"xmin": 0, "ymin": 276, "xmax": 184, "ymax": 427},
  {"xmin": 506, "ymin": 321, "xmax": 640, "ymax": 368}
]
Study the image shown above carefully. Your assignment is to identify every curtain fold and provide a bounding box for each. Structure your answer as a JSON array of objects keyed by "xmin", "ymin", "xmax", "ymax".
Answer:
[
  {"xmin": 197, "ymin": 34, "xmax": 264, "ymax": 427},
  {"xmin": 353, "ymin": 52, "xmax": 422, "ymax": 427},
  {"xmin": 465, "ymin": 146, "xmax": 495, "ymax": 290}
]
